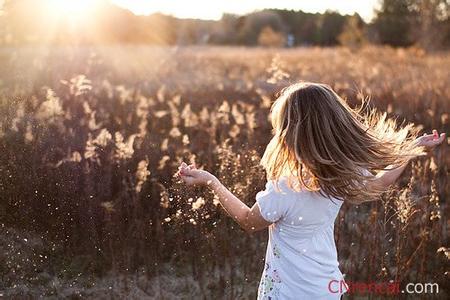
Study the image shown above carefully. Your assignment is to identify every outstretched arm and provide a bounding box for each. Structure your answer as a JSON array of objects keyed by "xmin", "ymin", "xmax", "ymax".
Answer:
[
  {"xmin": 370, "ymin": 160, "xmax": 412, "ymax": 189},
  {"xmin": 177, "ymin": 163, "xmax": 271, "ymax": 233},
  {"xmin": 369, "ymin": 130, "xmax": 445, "ymax": 190}
]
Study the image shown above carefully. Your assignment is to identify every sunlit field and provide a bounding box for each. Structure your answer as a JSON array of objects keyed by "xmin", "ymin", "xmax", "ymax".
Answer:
[{"xmin": 0, "ymin": 46, "xmax": 449, "ymax": 298}]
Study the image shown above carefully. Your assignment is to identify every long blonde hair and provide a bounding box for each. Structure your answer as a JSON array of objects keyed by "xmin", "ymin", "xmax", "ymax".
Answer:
[{"xmin": 260, "ymin": 82, "xmax": 423, "ymax": 203}]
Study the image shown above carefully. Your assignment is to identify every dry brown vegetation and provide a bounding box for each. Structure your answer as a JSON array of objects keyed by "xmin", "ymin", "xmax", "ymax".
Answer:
[{"xmin": 0, "ymin": 46, "xmax": 449, "ymax": 299}]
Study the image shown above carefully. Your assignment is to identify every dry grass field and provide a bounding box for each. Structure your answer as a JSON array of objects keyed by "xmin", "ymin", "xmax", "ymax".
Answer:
[{"xmin": 0, "ymin": 46, "xmax": 449, "ymax": 298}]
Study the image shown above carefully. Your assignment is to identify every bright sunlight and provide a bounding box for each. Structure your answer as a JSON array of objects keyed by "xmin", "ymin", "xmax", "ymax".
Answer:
[{"xmin": 47, "ymin": 0, "xmax": 95, "ymax": 18}]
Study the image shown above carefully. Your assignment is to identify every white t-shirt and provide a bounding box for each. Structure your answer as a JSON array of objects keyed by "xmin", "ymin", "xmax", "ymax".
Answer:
[{"xmin": 256, "ymin": 177, "xmax": 346, "ymax": 299}]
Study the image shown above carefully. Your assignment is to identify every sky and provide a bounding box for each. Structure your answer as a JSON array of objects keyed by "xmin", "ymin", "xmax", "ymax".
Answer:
[{"xmin": 110, "ymin": 0, "xmax": 380, "ymax": 22}]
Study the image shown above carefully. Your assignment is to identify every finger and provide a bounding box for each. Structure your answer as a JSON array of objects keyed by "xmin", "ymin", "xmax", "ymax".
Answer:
[
  {"xmin": 179, "ymin": 168, "xmax": 189, "ymax": 176},
  {"xmin": 180, "ymin": 162, "xmax": 189, "ymax": 171},
  {"xmin": 181, "ymin": 168, "xmax": 194, "ymax": 176},
  {"xmin": 429, "ymin": 134, "xmax": 445, "ymax": 145}
]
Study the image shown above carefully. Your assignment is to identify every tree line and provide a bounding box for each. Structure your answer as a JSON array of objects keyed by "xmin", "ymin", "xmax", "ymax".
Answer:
[{"xmin": 0, "ymin": 0, "xmax": 449, "ymax": 49}]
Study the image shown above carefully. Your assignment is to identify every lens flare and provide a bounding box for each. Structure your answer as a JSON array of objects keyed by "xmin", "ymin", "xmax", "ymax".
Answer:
[{"xmin": 48, "ymin": 0, "xmax": 93, "ymax": 16}]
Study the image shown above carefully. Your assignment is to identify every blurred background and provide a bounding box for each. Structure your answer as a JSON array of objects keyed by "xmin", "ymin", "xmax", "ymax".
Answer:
[
  {"xmin": 1, "ymin": 0, "xmax": 449, "ymax": 48},
  {"xmin": 0, "ymin": 0, "xmax": 449, "ymax": 299}
]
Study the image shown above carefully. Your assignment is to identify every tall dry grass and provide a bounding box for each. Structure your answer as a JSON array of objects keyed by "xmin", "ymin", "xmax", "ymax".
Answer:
[{"xmin": 0, "ymin": 46, "xmax": 448, "ymax": 298}]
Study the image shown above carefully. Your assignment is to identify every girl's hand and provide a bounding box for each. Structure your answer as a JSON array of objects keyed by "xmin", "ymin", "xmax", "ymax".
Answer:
[
  {"xmin": 177, "ymin": 162, "xmax": 216, "ymax": 186},
  {"xmin": 415, "ymin": 130, "xmax": 446, "ymax": 149}
]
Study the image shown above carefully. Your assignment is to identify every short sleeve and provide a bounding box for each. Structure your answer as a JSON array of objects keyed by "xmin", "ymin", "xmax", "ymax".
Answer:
[{"xmin": 256, "ymin": 181, "xmax": 289, "ymax": 223}]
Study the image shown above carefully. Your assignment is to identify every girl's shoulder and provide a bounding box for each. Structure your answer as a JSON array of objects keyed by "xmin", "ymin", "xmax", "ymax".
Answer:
[
  {"xmin": 265, "ymin": 177, "xmax": 343, "ymax": 205},
  {"xmin": 257, "ymin": 177, "xmax": 338, "ymax": 223},
  {"xmin": 266, "ymin": 176, "xmax": 309, "ymax": 195},
  {"xmin": 256, "ymin": 178, "xmax": 300, "ymax": 223},
  {"xmin": 259, "ymin": 177, "xmax": 311, "ymax": 208}
]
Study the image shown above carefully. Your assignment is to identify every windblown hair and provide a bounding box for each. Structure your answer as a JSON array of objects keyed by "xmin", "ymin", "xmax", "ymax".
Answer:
[{"xmin": 260, "ymin": 82, "xmax": 424, "ymax": 203}]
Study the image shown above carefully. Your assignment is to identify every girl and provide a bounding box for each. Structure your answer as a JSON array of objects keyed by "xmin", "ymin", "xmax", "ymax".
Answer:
[{"xmin": 177, "ymin": 82, "xmax": 445, "ymax": 299}]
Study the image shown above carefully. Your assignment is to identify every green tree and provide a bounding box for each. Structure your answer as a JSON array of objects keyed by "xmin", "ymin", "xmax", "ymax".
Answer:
[
  {"xmin": 315, "ymin": 11, "xmax": 347, "ymax": 45},
  {"xmin": 373, "ymin": 0, "xmax": 450, "ymax": 48},
  {"xmin": 236, "ymin": 11, "xmax": 286, "ymax": 45},
  {"xmin": 373, "ymin": 0, "xmax": 414, "ymax": 46},
  {"xmin": 266, "ymin": 9, "xmax": 320, "ymax": 46}
]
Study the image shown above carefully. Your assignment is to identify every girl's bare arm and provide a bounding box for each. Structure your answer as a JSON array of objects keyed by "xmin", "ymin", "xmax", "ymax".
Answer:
[
  {"xmin": 177, "ymin": 163, "xmax": 271, "ymax": 233},
  {"xmin": 371, "ymin": 160, "xmax": 411, "ymax": 189},
  {"xmin": 370, "ymin": 130, "xmax": 445, "ymax": 189}
]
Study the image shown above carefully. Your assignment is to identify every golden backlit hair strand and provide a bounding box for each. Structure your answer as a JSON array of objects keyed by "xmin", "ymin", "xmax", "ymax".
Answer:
[{"xmin": 260, "ymin": 82, "xmax": 424, "ymax": 203}]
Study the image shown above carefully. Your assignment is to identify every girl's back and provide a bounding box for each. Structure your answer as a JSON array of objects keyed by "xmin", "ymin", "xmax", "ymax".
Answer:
[
  {"xmin": 178, "ymin": 82, "xmax": 445, "ymax": 299},
  {"xmin": 256, "ymin": 178, "xmax": 343, "ymax": 299}
]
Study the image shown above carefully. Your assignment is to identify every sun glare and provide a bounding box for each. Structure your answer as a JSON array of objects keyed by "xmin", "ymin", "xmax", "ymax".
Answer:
[{"xmin": 48, "ymin": 0, "xmax": 93, "ymax": 17}]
